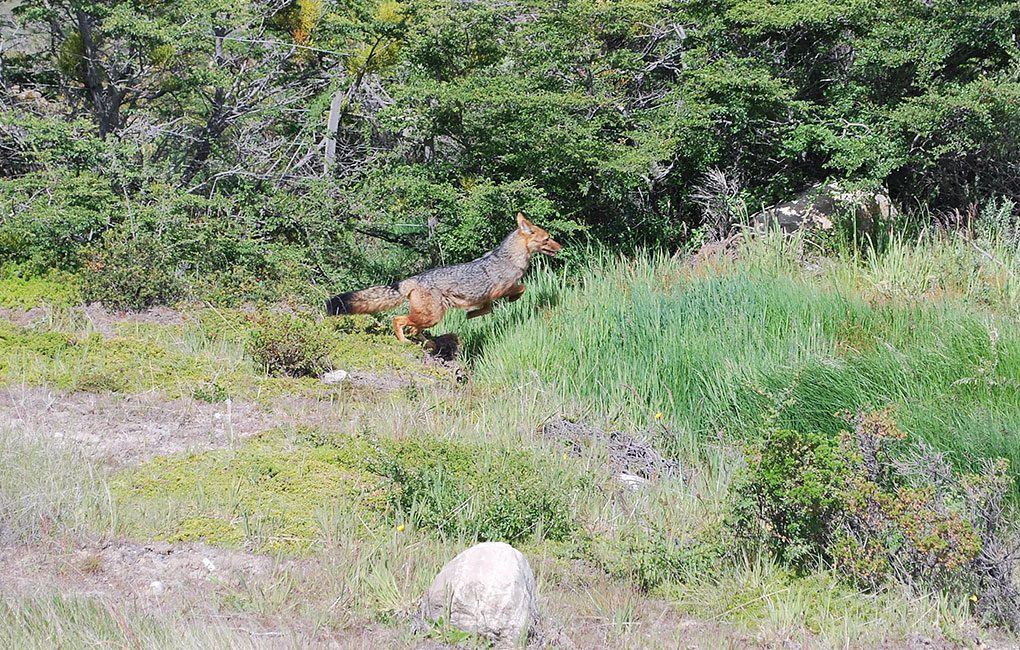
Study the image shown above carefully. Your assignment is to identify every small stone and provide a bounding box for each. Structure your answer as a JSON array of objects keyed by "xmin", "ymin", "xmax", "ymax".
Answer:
[
  {"xmin": 618, "ymin": 472, "xmax": 651, "ymax": 490},
  {"xmin": 321, "ymin": 369, "xmax": 349, "ymax": 384},
  {"xmin": 149, "ymin": 580, "xmax": 165, "ymax": 595},
  {"xmin": 201, "ymin": 557, "xmax": 217, "ymax": 572},
  {"xmin": 144, "ymin": 541, "xmax": 172, "ymax": 556}
]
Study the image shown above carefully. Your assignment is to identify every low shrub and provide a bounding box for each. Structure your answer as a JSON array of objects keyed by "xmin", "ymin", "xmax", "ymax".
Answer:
[
  {"xmin": 246, "ymin": 312, "xmax": 333, "ymax": 378},
  {"xmin": 376, "ymin": 437, "xmax": 577, "ymax": 544},
  {"xmin": 732, "ymin": 409, "xmax": 1020, "ymax": 628},
  {"xmin": 590, "ymin": 528, "xmax": 725, "ymax": 592},
  {"xmin": 81, "ymin": 228, "xmax": 183, "ymax": 311},
  {"xmin": 0, "ymin": 267, "xmax": 80, "ymax": 309},
  {"xmin": 730, "ymin": 426, "xmax": 845, "ymax": 567}
]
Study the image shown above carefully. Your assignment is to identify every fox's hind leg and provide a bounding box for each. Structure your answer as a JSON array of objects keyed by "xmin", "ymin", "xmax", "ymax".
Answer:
[
  {"xmin": 393, "ymin": 288, "xmax": 445, "ymax": 342},
  {"xmin": 393, "ymin": 315, "xmax": 412, "ymax": 342}
]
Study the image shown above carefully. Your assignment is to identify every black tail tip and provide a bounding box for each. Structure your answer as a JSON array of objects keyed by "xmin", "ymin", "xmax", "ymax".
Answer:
[{"xmin": 325, "ymin": 294, "xmax": 351, "ymax": 315}]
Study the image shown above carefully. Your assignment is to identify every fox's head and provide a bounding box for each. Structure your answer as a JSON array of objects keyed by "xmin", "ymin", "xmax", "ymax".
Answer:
[{"xmin": 516, "ymin": 212, "xmax": 562, "ymax": 257}]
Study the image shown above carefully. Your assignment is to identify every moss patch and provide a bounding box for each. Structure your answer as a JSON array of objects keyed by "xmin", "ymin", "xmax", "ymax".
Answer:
[
  {"xmin": 0, "ymin": 269, "xmax": 80, "ymax": 308},
  {"xmin": 112, "ymin": 428, "xmax": 587, "ymax": 553},
  {"xmin": 0, "ymin": 308, "xmax": 433, "ymax": 400},
  {"xmin": 111, "ymin": 430, "xmax": 390, "ymax": 553},
  {"xmin": 0, "ymin": 321, "xmax": 73, "ymax": 358}
]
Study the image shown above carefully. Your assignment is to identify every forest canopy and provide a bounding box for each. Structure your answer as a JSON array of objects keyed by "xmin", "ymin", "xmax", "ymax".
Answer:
[{"xmin": 2, "ymin": 0, "xmax": 1019, "ymax": 306}]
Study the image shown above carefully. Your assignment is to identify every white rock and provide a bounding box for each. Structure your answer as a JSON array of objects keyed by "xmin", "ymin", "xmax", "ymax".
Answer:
[
  {"xmin": 321, "ymin": 369, "xmax": 349, "ymax": 385},
  {"xmin": 148, "ymin": 580, "xmax": 165, "ymax": 595},
  {"xmin": 618, "ymin": 472, "xmax": 651, "ymax": 490},
  {"xmin": 201, "ymin": 557, "xmax": 217, "ymax": 573},
  {"xmin": 423, "ymin": 542, "xmax": 537, "ymax": 647}
]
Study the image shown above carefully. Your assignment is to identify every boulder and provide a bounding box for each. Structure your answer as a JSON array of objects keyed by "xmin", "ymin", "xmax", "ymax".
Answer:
[
  {"xmin": 423, "ymin": 542, "xmax": 538, "ymax": 646},
  {"xmin": 320, "ymin": 369, "xmax": 349, "ymax": 384},
  {"xmin": 751, "ymin": 182, "xmax": 897, "ymax": 237}
]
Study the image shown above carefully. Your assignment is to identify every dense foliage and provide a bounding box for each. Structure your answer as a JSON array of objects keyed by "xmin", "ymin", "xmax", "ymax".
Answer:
[
  {"xmin": 732, "ymin": 410, "xmax": 1020, "ymax": 628},
  {"xmin": 2, "ymin": 0, "xmax": 1019, "ymax": 305}
]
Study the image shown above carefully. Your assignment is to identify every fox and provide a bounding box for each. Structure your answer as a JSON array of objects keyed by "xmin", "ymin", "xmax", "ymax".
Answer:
[{"xmin": 327, "ymin": 213, "xmax": 562, "ymax": 342}]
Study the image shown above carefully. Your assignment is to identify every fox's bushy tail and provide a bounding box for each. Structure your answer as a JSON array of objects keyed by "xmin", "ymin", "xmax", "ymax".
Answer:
[{"xmin": 326, "ymin": 284, "xmax": 404, "ymax": 315}]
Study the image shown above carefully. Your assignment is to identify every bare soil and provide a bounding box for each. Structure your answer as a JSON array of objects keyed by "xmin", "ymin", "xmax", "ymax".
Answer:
[
  {"xmin": 0, "ymin": 537, "xmax": 751, "ymax": 649},
  {"xmin": 0, "ymin": 303, "xmax": 189, "ymax": 334},
  {"xmin": 0, "ymin": 386, "xmax": 344, "ymax": 467}
]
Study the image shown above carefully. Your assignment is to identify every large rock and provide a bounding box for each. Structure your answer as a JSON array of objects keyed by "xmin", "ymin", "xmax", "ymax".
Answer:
[
  {"xmin": 423, "ymin": 542, "xmax": 538, "ymax": 646},
  {"xmin": 752, "ymin": 182, "xmax": 897, "ymax": 237}
]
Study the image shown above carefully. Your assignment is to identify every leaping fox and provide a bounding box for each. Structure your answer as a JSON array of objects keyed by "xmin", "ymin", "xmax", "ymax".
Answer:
[{"xmin": 326, "ymin": 213, "xmax": 562, "ymax": 341}]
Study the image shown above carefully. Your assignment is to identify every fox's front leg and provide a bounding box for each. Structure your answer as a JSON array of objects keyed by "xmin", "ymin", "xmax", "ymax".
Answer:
[
  {"xmin": 504, "ymin": 283, "xmax": 525, "ymax": 302},
  {"xmin": 466, "ymin": 302, "xmax": 492, "ymax": 319},
  {"xmin": 393, "ymin": 315, "xmax": 414, "ymax": 342}
]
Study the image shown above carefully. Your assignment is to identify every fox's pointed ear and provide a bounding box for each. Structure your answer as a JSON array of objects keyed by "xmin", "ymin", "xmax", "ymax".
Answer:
[{"xmin": 516, "ymin": 212, "xmax": 533, "ymax": 234}]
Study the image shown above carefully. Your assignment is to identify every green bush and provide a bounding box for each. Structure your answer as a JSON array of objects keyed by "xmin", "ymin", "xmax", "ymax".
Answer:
[
  {"xmin": 246, "ymin": 312, "xmax": 334, "ymax": 377},
  {"xmin": 80, "ymin": 228, "xmax": 183, "ymax": 311},
  {"xmin": 730, "ymin": 427, "xmax": 846, "ymax": 567},
  {"xmin": 731, "ymin": 409, "xmax": 1018, "ymax": 625},
  {"xmin": 0, "ymin": 171, "xmax": 115, "ymax": 273},
  {"xmin": 376, "ymin": 437, "xmax": 577, "ymax": 543}
]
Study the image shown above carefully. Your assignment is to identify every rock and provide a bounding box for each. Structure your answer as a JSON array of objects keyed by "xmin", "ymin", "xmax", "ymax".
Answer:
[
  {"xmin": 321, "ymin": 369, "xmax": 349, "ymax": 385},
  {"xmin": 618, "ymin": 472, "xmax": 651, "ymax": 490},
  {"xmin": 148, "ymin": 580, "xmax": 165, "ymax": 595},
  {"xmin": 423, "ymin": 542, "xmax": 538, "ymax": 646},
  {"xmin": 751, "ymin": 182, "xmax": 897, "ymax": 238}
]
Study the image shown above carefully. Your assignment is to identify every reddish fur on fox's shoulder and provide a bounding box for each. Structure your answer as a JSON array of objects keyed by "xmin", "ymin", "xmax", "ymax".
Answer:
[{"xmin": 326, "ymin": 213, "xmax": 561, "ymax": 341}]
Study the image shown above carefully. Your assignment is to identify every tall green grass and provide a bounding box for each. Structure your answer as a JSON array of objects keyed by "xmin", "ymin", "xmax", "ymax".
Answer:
[{"xmin": 449, "ymin": 233, "xmax": 1020, "ymax": 473}]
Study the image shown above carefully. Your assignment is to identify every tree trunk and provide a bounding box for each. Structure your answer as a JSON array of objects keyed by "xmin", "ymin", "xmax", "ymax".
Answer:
[{"xmin": 75, "ymin": 9, "xmax": 122, "ymax": 138}]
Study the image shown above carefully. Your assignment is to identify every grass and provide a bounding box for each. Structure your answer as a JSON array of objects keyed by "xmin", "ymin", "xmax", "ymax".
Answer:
[
  {"xmin": 0, "ymin": 427, "xmax": 112, "ymax": 545},
  {"xmin": 0, "ymin": 307, "xmax": 428, "ymax": 401},
  {"xmin": 449, "ymin": 232, "xmax": 1020, "ymax": 477},
  {"xmin": 1, "ymin": 228, "xmax": 1020, "ymax": 647}
]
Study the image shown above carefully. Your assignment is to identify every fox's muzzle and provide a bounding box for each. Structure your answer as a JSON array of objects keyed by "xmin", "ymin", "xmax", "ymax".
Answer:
[{"xmin": 541, "ymin": 239, "xmax": 562, "ymax": 256}]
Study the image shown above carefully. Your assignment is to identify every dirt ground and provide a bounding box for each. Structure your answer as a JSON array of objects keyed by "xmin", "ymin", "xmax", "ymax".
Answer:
[
  {"xmin": 0, "ymin": 386, "xmax": 346, "ymax": 467},
  {"xmin": 0, "ymin": 307, "xmax": 1012, "ymax": 649},
  {"xmin": 0, "ymin": 536, "xmax": 753, "ymax": 649}
]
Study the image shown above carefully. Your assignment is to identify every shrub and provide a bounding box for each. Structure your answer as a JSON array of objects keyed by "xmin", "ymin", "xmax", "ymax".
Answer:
[
  {"xmin": 246, "ymin": 312, "xmax": 333, "ymax": 377},
  {"xmin": 732, "ymin": 409, "xmax": 1020, "ymax": 628},
  {"xmin": 0, "ymin": 171, "xmax": 115, "ymax": 273},
  {"xmin": 730, "ymin": 427, "xmax": 846, "ymax": 566},
  {"xmin": 80, "ymin": 228, "xmax": 183, "ymax": 311},
  {"xmin": 376, "ymin": 437, "xmax": 576, "ymax": 543},
  {"xmin": 590, "ymin": 528, "xmax": 725, "ymax": 592}
]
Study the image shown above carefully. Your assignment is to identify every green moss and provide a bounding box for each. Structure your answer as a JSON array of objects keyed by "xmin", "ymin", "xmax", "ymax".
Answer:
[
  {"xmin": 0, "ymin": 321, "xmax": 73, "ymax": 357},
  {"xmin": 0, "ymin": 269, "xmax": 80, "ymax": 308},
  {"xmin": 112, "ymin": 428, "xmax": 585, "ymax": 553},
  {"xmin": 111, "ymin": 430, "xmax": 391, "ymax": 553},
  {"xmin": 329, "ymin": 331, "xmax": 419, "ymax": 372},
  {"xmin": 0, "ymin": 301, "xmax": 436, "ymax": 399},
  {"xmin": 169, "ymin": 516, "xmax": 244, "ymax": 545}
]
